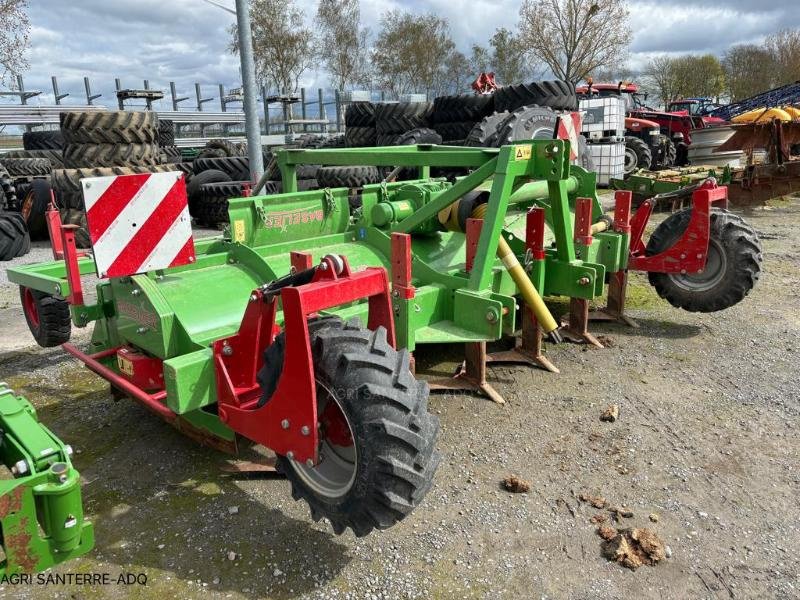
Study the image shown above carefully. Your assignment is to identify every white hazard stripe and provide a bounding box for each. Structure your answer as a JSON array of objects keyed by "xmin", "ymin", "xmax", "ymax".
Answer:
[
  {"xmin": 82, "ymin": 176, "xmax": 116, "ymax": 211},
  {"xmin": 137, "ymin": 205, "xmax": 192, "ymax": 273},
  {"xmin": 92, "ymin": 174, "xmax": 178, "ymax": 274}
]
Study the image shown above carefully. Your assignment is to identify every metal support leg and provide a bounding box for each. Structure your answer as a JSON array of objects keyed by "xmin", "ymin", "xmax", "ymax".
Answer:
[
  {"xmin": 588, "ymin": 270, "xmax": 639, "ymax": 327},
  {"xmin": 561, "ymin": 297, "xmax": 604, "ymax": 348},
  {"xmin": 428, "ymin": 342, "xmax": 505, "ymax": 404},
  {"xmin": 487, "ymin": 307, "xmax": 560, "ymax": 373}
]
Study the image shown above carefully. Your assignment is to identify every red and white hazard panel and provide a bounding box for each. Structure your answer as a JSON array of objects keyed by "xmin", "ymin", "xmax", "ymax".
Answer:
[
  {"xmin": 556, "ymin": 112, "xmax": 584, "ymax": 160},
  {"xmin": 81, "ymin": 172, "xmax": 195, "ymax": 278}
]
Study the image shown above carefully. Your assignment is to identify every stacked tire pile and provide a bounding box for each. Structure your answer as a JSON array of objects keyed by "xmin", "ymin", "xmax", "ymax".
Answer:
[
  {"xmin": 430, "ymin": 94, "xmax": 494, "ymax": 143},
  {"xmin": 0, "ymin": 129, "xmax": 65, "ymax": 259},
  {"xmin": 158, "ymin": 120, "xmax": 183, "ymax": 165},
  {"xmin": 188, "ymin": 139, "xmax": 254, "ymax": 228}
]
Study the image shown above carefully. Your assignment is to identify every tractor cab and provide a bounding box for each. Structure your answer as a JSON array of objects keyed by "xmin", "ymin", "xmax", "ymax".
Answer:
[
  {"xmin": 576, "ymin": 81, "xmax": 650, "ymax": 112},
  {"xmin": 667, "ymin": 98, "xmax": 724, "ymax": 116}
]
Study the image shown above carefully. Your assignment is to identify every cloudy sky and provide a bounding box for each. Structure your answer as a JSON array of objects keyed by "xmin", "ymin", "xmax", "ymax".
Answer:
[{"xmin": 8, "ymin": 0, "xmax": 799, "ymax": 109}]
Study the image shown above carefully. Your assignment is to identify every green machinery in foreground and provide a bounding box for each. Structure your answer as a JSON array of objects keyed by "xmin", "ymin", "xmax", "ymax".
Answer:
[
  {"xmin": 0, "ymin": 383, "xmax": 93, "ymax": 574},
  {"xmin": 5, "ymin": 140, "xmax": 762, "ymax": 569}
]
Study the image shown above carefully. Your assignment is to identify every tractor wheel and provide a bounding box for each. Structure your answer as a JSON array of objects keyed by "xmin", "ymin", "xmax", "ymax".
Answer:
[
  {"xmin": 19, "ymin": 286, "xmax": 71, "ymax": 347},
  {"xmin": 158, "ymin": 119, "xmax": 175, "ymax": 147},
  {"xmin": 646, "ymin": 208, "xmax": 763, "ymax": 312},
  {"xmin": 432, "ymin": 121, "xmax": 475, "ymax": 143},
  {"xmin": 374, "ymin": 102, "xmax": 433, "ymax": 134},
  {"xmin": 186, "ymin": 169, "xmax": 231, "ymax": 207},
  {"xmin": 0, "ymin": 157, "xmax": 52, "ymax": 177},
  {"xmin": 193, "ymin": 156, "xmax": 251, "ymax": 180},
  {"xmin": 345, "ymin": 102, "xmax": 376, "ymax": 127},
  {"xmin": 22, "ymin": 130, "xmax": 64, "ymax": 151},
  {"xmin": 204, "ymin": 139, "xmax": 245, "ymax": 158},
  {"xmin": 0, "ymin": 165, "xmax": 17, "ymax": 210},
  {"xmin": 624, "ymin": 136, "xmax": 652, "ymax": 176},
  {"xmin": 494, "ymin": 80, "xmax": 577, "ymax": 113},
  {"xmin": 344, "ymin": 126, "xmax": 377, "ymax": 147},
  {"xmin": 662, "ymin": 138, "xmax": 677, "ymax": 168},
  {"xmin": 20, "ymin": 178, "xmax": 51, "ymax": 239},
  {"xmin": 0, "ymin": 211, "xmax": 30, "ymax": 260},
  {"xmin": 63, "ymin": 143, "xmax": 159, "ymax": 169},
  {"xmin": 60, "ymin": 111, "xmax": 158, "ymax": 145},
  {"xmin": 394, "ymin": 128, "xmax": 442, "ymax": 146},
  {"xmin": 257, "ymin": 317, "xmax": 440, "ymax": 537},
  {"xmin": 495, "ymin": 105, "xmax": 558, "ymax": 146},
  {"xmin": 465, "ymin": 111, "xmax": 510, "ymax": 147},
  {"xmin": 431, "ymin": 94, "xmax": 494, "ymax": 124},
  {"xmin": 60, "ymin": 209, "xmax": 91, "ymax": 248},
  {"xmin": 2, "ymin": 149, "xmax": 64, "ymax": 169},
  {"xmin": 316, "ymin": 166, "xmax": 382, "ymax": 188}
]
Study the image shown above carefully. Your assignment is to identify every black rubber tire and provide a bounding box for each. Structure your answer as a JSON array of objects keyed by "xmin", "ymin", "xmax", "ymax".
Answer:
[
  {"xmin": 186, "ymin": 169, "xmax": 232, "ymax": 209},
  {"xmin": 63, "ymin": 143, "xmax": 159, "ymax": 169},
  {"xmin": 345, "ymin": 102, "xmax": 376, "ymax": 127},
  {"xmin": 20, "ymin": 178, "xmax": 51, "ymax": 239},
  {"xmin": 23, "ymin": 130, "xmax": 65, "ymax": 151},
  {"xmin": 495, "ymin": 105, "xmax": 558, "ymax": 146},
  {"xmin": 374, "ymin": 102, "xmax": 433, "ymax": 134},
  {"xmin": 320, "ymin": 134, "xmax": 346, "ymax": 148},
  {"xmin": 646, "ymin": 208, "xmax": 762, "ymax": 312},
  {"xmin": 193, "ymin": 156, "xmax": 251, "ymax": 180},
  {"xmin": 60, "ymin": 209, "xmax": 91, "ymax": 248},
  {"xmin": 376, "ymin": 133, "xmax": 404, "ymax": 146},
  {"xmin": 433, "ymin": 121, "xmax": 476, "ymax": 142},
  {"xmin": 465, "ymin": 112, "xmax": 510, "ymax": 147},
  {"xmin": 198, "ymin": 180, "xmax": 250, "ymax": 200},
  {"xmin": 204, "ymin": 139, "xmax": 245, "ymax": 157},
  {"xmin": 192, "ymin": 195, "xmax": 230, "ymax": 227},
  {"xmin": 317, "ymin": 166, "xmax": 382, "ymax": 188},
  {"xmin": 51, "ymin": 166, "xmax": 174, "ymax": 210},
  {"xmin": 345, "ymin": 126, "xmax": 377, "ymax": 148},
  {"xmin": 0, "ymin": 157, "xmax": 52, "ymax": 177},
  {"xmin": 0, "ymin": 211, "xmax": 30, "ymax": 259},
  {"xmin": 0, "ymin": 165, "xmax": 18, "ymax": 210},
  {"xmin": 394, "ymin": 128, "xmax": 442, "ymax": 146},
  {"xmin": 662, "ymin": 138, "xmax": 677, "ymax": 168},
  {"xmin": 60, "ymin": 111, "xmax": 158, "ymax": 144},
  {"xmin": 257, "ymin": 316, "xmax": 440, "ymax": 537},
  {"xmin": 158, "ymin": 119, "xmax": 175, "ymax": 147},
  {"xmin": 624, "ymin": 136, "xmax": 652, "ymax": 176},
  {"xmin": 2, "ymin": 149, "xmax": 64, "ymax": 169},
  {"xmin": 431, "ymin": 94, "xmax": 494, "ymax": 124},
  {"xmin": 19, "ymin": 286, "xmax": 71, "ymax": 347},
  {"xmin": 494, "ymin": 80, "xmax": 577, "ymax": 112}
]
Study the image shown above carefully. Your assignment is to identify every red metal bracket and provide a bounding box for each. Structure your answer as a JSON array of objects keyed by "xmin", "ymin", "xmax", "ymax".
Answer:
[
  {"xmin": 629, "ymin": 182, "xmax": 728, "ymax": 273},
  {"xmin": 290, "ymin": 251, "xmax": 313, "ymax": 273},
  {"xmin": 465, "ymin": 217, "xmax": 482, "ymax": 273},
  {"xmin": 527, "ymin": 207, "xmax": 546, "ymax": 259},
  {"xmin": 613, "ymin": 191, "xmax": 632, "ymax": 234},
  {"xmin": 61, "ymin": 225, "xmax": 84, "ymax": 306},
  {"xmin": 214, "ymin": 255, "xmax": 395, "ymax": 464},
  {"xmin": 574, "ymin": 197, "xmax": 593, "ymax": 246},
  {"xmin": 391, "ymin": 232, "xmax": 415, "ymax": 299}
]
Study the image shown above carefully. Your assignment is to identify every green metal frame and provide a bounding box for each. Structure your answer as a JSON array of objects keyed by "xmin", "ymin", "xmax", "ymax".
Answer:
[
  {"xmin": 6, "ymin": 140, "xmax": 630, "ymax": 462},
  {"xmin": 0, "ymin": 384, "xmax": 93, "ymax": 574}
]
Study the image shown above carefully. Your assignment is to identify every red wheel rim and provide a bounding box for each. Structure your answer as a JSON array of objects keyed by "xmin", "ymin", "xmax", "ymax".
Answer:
[{"xmin": 22, "ymin": 288, "xmax": 40, "ymax": 328}]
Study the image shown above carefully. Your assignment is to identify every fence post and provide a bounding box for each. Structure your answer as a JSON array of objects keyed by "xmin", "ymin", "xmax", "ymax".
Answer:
[{"xmin": 318, "ymin": 88, "xmax": 327, "ymax": 133}]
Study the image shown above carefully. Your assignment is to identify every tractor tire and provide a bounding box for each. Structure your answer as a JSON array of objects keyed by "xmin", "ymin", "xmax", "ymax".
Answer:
[
  {"xmin": 494, "ymin": 80, "xmax": 577, "ymax": 113},
  {"xmin": 0, "ymin": 157, "xmax": 52, "ymax": 177},
  {"xmin": 316, "ymin": 166, "xmax": 382, "ymax": 189},
  {"xmin": 624, "ymin": 136, "xmax": 652, "ymax": 176},
  {"xmin": 196, "ymin": 147, "xmax": 226, "ymax": 160},
  {"xmin": 433, "ymin": 121, "xmax": 476, "ymax": 143},
  {"xmin": 345, "ymin": 126, "xmax": 377, "ymax": 148},
  {"xmin": 376, "ymin": 133, "xmax": 403, "ymax": 146},
  {"xmin": 431, "ymin": 94, "xmax": 494, "ymax": 124},
  {"xmin": 662, "ymin": 138, "xmax": 677, "ymax": 168},
  {"xmin": 19, "ymin": 286, "xmax": 71, "ymax": 347},
  {"xmin": 20, "ymin": 178, "xmax": 51, "ymax": 239},
  {"xmin": 204, "ymin": 139, "xmax": 245, "ymax": 157},
  {"xmin": 158, "ymin": 119, "xmax": 175, "ymax": 147},
  {"xmin": 320, "ymin": 134, "xmax": 346, "ymax": 148},
  {"xmin": 0, "ymin": 211, "xmax": 30, "ymax": 260},
  {"xmin": 0, "ymin": 165, "xmax": 18, "ymax": 210},
  {"xmin": 63, "ymin": 143, "xmax": 159, "ymax": 169},
  {"xmin": 159, "ymin": 145, "xmax": 182, "ymax": 164},
  {"xmin": 52, "ymin": 166, "xmax": 173, "ymax": 210},
  {"xmin": 494, "ymin": 105, "xmax": 559, "ymax": 146},
  {"xmin": 186, "ymin": 169, "xmax": 232, "ymax": 210},
  {"xmin": 257, "ymin": 316, "xmax": 440, "ymax": 537},
  {"xmin": 192, "ymin": 194, "xmax": 230, "ymax": 227},
  {"xmin": 394, "ymin": 128, "xmax": 442, "ymax": 146},
  {"xmin": 676, "ymin": 142, "xmax": 689, "ymax": 166},
  {"xmin": 193, "ymin": 156, "xmax": 251, "ymax": 180},
  {"xmin": 198, "ymin": 181, "xmax": 251, "ymax": 200},
  {"xmin": 60, "ymin": 209, "xmax": 91, "ymax": 248},
  {"xmin": 465, "ymin": 112, "xmax": 510, "ymax": 147},
  {"xmin": 22, "ymin": 130, "xmax": 64, "ymax": 151},
  {"xmin": 375, "ymin": 102, "xmax": 433, "ymax": 134},
  {"xmin": 2, "ymin": 149, "xmax": 64, "ymax": 169},
  {"xmin": 60, "ymin": 111, "xmax": 158, "ymax": 145},
  {"xmin": 345, "ymin": 102, "xmax": 376, "ymax": 127},
  {"xmin": 646, "ymin": 208, "xmax": 763, "ymax": 313}
]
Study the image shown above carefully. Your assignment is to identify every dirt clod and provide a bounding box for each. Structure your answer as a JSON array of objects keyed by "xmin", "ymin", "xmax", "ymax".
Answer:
[
  {"xmin": 596, "ymin": 335, "xmax": 615, "ymax": 347},
  {"xmin": 649, "ymin": 513, "xmax": 660, "ymax": 523},
  {"xmin": 579, "ymin": 492, "xmax": 607, "ymax": 509},
  {"xmin": 600, "ymin": 404, "xmax": 619, "ymax": 422},
  {"xmin": 502, "ymin": 475, "xmax": 530, "ymax": 493},
  {"xmin": 597, "ymin": 525, "xmax": 617, "ymax": 540},
  {"xmin": 610, "ymin": 506, "xmax": 634, "ymax": 519},
  {"xmin": 591, "ymin": 514, "xmax": 608, "ymax": 524},
  {"xmin": 600, "ymin": 527, "xmax": 666, "ymax": 570}
]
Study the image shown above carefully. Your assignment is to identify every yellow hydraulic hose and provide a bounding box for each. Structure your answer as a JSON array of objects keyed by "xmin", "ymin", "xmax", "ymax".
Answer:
[{"xmin": 470, "ymin": 203, "xmax": 561, "ymax": 341}]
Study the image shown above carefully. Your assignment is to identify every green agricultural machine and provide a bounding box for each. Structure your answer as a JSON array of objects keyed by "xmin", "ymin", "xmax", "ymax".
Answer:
[{"xmin": 4, "ymin": 140, "xmax": 762, "ymax": 572}]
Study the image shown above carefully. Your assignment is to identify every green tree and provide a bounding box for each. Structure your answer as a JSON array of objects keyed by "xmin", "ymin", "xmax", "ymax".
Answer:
[
  {"xmin": 518, "ymin": 0, "xmax": 630, "ymax": 84},
  {"xmin": 229, "ymin": 0, "xmax": 315, "ymax": 93},
  {"xmin": 316, "ymin": 0, "xmax": 371, "ymax": 91},
  {"xmin": 489, "ymin": 28, "xmax": 529, "ymax": 84},
  {"xmin": 722, "ymin": 44, "xmax": 777, "ymax": 101}
]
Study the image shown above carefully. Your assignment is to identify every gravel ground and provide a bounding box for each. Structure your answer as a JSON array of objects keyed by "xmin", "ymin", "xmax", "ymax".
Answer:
[{"xmin": 0, "ymin": 200, "xmax": 798, "ymax": 599}]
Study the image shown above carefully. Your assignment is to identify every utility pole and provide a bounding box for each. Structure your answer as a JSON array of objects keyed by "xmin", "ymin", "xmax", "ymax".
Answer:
[{"xmin": 234, "ymin": 0, "xmax": 264, "ymax": 182}]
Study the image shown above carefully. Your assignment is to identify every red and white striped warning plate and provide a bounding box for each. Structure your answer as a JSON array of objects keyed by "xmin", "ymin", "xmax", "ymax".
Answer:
[
  {"xmin": 556, "ymin": 112, "xmax": 584, "ymax": 160},
  {"xmin": 81, "ymin": 172, "xmax": 195, "ymax": 279}
]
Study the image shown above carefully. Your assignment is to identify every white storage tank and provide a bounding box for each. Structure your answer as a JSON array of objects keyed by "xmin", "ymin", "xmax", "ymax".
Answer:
[
  {"xmin": 579, "ymin": 97, "xmax": 626, "ymax": 140},
  {"xmin": 588, "ymin": 141, "xmax": 626, "ymax": 186}
]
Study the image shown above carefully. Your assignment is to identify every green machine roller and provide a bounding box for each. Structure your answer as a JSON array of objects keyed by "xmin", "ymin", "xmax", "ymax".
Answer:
[{"xmin": 5, "ymin": 139, "xmax": 760, "ymax": 559}]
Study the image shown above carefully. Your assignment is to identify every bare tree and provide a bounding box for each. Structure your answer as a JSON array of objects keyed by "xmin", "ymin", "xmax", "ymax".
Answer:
[
  {"xmin": 316, "ymin": 0, "xmax": 371, "ymax": 91},
  {"xmin": 0, "ymin": 0, "xmax": 29, "ymax": 87},
  {"xmin": 518, "ymin": 0, "xmax": 629, "ymax": 85},
  {"xmin": 766, "ymin": 28, "xmax": 800, "ymax": 86},
  {"xmin": 489, "ymin": 28, "xmax": 529, "ymax": 85},
  {"xmin": 642, "ymin": 55, "xmax": 681, "ymax": 107},
  {"xmin": 229, "ymin": 0, "xmax": 315, "ymax": 94},
  {"xmin": 643, "ymin": 54, "xmax": 726, "ymax": 107},
  {"xmin": 372, "ymin": 11, "xmax": 456, "ymax": 97},
  {"xmin": 722, "ymin": 45, "xmax": 776, "ymax": 101},
  {"xmin": 436, "ymin": 50, "xmax": 472, "ymax": 95}
]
